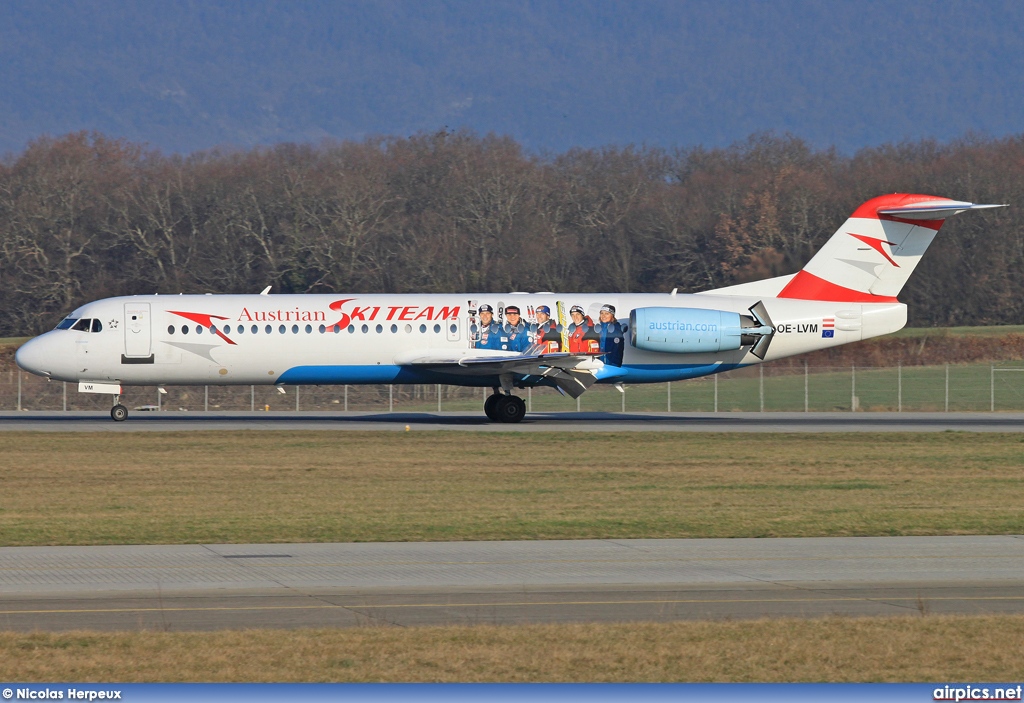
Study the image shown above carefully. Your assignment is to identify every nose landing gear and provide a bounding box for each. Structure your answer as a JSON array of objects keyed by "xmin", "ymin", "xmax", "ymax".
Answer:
[
  {"xmin": 111, "ymin": 395, "xmax": 128, "ymax": 422},
  {"xmin": 483, "ymin": 389, "xmax": 526, "ymax": 423}
]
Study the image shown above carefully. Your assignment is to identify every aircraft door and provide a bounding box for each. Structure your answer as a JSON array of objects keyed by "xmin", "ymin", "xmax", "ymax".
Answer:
[{"xmin": 124, "ymin": 303, "xmax": 152, "ymax": 358}]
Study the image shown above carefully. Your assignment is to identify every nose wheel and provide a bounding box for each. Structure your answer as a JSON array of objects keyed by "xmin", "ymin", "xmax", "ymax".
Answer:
[
  {"xmin": 110, "ymin": 396, "xmax": 128, "ymax": 422},
  {"xmin": 483, "ymin": 391, "xmax": 526, "ymax": 423}
]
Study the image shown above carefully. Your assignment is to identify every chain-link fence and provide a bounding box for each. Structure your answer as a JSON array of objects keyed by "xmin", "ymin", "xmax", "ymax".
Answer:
[{"xmin": 5, "ymin": 361, "xmax": 1024, "ymax": 413}]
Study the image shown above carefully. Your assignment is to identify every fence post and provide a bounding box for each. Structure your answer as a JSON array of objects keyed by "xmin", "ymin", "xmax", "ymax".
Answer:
[
  {"xmin": 945, "ymin": 364, "xmax": 949, "ymax": 412},
  {"xmin": 804, "ymin": 361, "xmax": 808, "ymax": 412},
  {"xmin": 250, "ymin": 385, "xmax": 255, "ymax": 412},
  {"xmin": 204, "ymin": 385, "xmax": 209, "ymax": 412},
  {"xmin": 296, "ymin": 385, "xmax": 300, "ymax": 412},
  {"xmin": 389, "ymin": 384, "xmax": 394, "ymax": 413},
  {"xmin": 759, "ymin": 365, "xmax": 764, "ymax": 412},
  {"xmin": 63, "ymin": 381, "xmax": 67, "ymax": 412},
  {"xmin": 527, "ymin": 386, "xmax": 532, "ymax": 413},
  {"xmin": 897, "ymin": 362, "xmax": 902, "ymax": 413},
  {"xmin": 622, "ymin": 386, "xmax": 626, "ymax": 413},
  {"xmin": 667, "ymin": 381, "xmax": 671, "ymax": 412},
  {"xmin": 17, "ymin": 371, "xmax": 21, "ymax": 411},
  {"xmin": 157, "ymin": 387, "xmax": 161, "ymax": 412},
  {"xmin": 438, "ymin": 384, "xmax": 442, "ymax": 413},
  {"xmin": 344, "ymin": 385, "xmax": 349, "ymax": 412},
  {"xmin": 991, "ymin": 364, "xmax": 995, "ymax": 412},
  {"xmin": 576, "ymin": 395, "xmax": 581, "ymax": 412},
  {"xmin": 851, "ymin": 364, "xmax": 856, "ymax": 412},
  {"xmin": 714, "ymin": 373, "xmax": 718, "ymax": 413}
]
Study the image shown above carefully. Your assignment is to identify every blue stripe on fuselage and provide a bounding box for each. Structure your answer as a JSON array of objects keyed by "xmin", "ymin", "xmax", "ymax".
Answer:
[{"xmin": 276, "ymin": 363, "xmax": 746, "ymax": 387}]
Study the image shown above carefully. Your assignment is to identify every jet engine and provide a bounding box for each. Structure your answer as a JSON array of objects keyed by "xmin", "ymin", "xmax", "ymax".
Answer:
[{"xmin": 629, "ymin": 302, "xmax": 775, "ymax": 359}]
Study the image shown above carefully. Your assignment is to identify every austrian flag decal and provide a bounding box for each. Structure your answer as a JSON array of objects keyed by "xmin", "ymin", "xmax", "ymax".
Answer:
[{"xmin": 822, "ymin": 317, "xmax": 835, "ymax": 338}]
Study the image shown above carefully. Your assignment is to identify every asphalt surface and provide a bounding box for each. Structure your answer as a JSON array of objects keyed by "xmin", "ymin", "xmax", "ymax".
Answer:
[
  {"xmin": 1, "ymin": 537, "xmax": 1022, "ymax": 631},
  {"xmin": 2, "ymin": 410, "xmax": 1024, "ymax": 432}
]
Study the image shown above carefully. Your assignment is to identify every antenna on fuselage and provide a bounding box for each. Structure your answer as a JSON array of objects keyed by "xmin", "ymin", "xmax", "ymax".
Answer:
[{"xmin": 260, "ymin": 286, "xmax": 272, "ymax": 295}]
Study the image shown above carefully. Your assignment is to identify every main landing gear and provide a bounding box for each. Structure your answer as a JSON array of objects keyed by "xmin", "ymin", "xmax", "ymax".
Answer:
[
  {"xmin": 111, "ymin": 395, "xmax": 128, "ymax": 422},
  {"xmin": 483, "ymin": 389, "xmax": 526, "ymax": 424}
]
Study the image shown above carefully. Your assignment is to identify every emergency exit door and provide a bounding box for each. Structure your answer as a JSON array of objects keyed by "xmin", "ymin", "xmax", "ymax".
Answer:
[{"xmin": 123, "ymin": 303, "xmax": 152, "ymax": 359}]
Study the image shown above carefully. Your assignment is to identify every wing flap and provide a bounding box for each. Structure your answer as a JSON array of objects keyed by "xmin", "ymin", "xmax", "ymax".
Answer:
[{"xmin": 395, "ymin": 346, "xmax": 599, "ymax": 398}]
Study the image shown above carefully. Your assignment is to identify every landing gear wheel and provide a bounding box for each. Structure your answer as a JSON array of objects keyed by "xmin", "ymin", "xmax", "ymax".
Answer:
[
  {"xmin": 495, "ymin": 395, "xmax": 526, "ymax": 424},
  {"xmin": 110, "ymin": 404, "xmax": 128, "ymax": 422},
  {"xmin": 483, "ymin": 393, "xmax": 501, "ymax": 421}
]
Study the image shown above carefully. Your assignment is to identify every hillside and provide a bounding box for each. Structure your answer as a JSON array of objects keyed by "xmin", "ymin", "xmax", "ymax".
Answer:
[{"xmin": 2, "ymin": 1, "xmax": 1023, "ymax": 155}]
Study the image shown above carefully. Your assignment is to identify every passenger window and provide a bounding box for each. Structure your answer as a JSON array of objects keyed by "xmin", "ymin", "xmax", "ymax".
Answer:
[
  {"xmin": 72, "ymin": 319, "xmax": 91, "ymax": 332},
  {"xmin": 334, "ymin": 325, "xmax": 341, "ymax": 333},
  {"xmin": 361, "ymin": 324, "xmax": 368, "ymax": 333},
  {"xmin": 404, "ymin": 324, "xmax": 412, "ymax": 333},
  {"xmin": 278, "ymin": 325, "xmax": 286, "ymax": 334},
  {"xmin": 433, "ymin": 324, "xmax": 440, "ymax": 333},
  {"xmin": 253, "ymin": 325, "xmax": 259, "ymax": 334},
  {"xmin": 305, "ymin": 324, "xmax": 312, "ymax": 334},
  {"xmin": 182, "ymin": 326, "xmax": 189, "ymax": 335},
  {"xmin": 236, "ymin": 325, "xmax": 243, "ymax": 335},
  {"xmin": 223, "ymin": 325, "xmax": 231, "ymax": 334},
  {"xmin": 419, "ymin": 324, "xmax": 427, "ymax": 333},
  {"xmin": 167, "ymin": 325, "xmax": 175, "ymax": 335},
  {"xmin": 196, "ymin": 326, "xmax": 203, "ymax": 335},
  {"xmin": 346, "ymin": 325, "xmax": 354, "ymax": 333},
  {"xmin": 390, "ymin": 324, "xmax": 398, "ymax": 333},
  {"xmin": 91, "ymin": 319, "xmax": 102, "ymax": 333},
  {"xmin": 450, "ymin": 324, "xmax": 457, "ymax": 334},
  {"xmin": 375, "ymin": 324, "xmax": 383, "ymax": 333},
  {"xmin": 266, "ymin": 325, "xmax": 272, "ymax": 334},
  {"xmin": 292, "ymin": 324, "xmax": 299, "ymax": 334},
  {"xmin": 318, "ymin": 324, "xmax": 326, "ymax": 333}
]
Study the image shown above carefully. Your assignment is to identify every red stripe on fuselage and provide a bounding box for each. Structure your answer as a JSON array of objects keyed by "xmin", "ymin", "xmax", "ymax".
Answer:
[
  {"xmin": 777, "ymin": 270, "xmax": 899, "ymax": 303},
  {"xmin": 168, "ymin": 310, "xmax": 237, "ymax": 345}
]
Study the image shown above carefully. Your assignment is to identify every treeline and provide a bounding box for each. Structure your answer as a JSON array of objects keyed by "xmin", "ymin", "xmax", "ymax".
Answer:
[{"xmin": 1, "ymin": 130, "xmax": 1022, "ymax": 336}]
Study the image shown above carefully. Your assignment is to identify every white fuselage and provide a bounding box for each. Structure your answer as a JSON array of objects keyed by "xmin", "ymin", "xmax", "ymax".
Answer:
[{"xmin": 15, "ymin": 292, "xmax": 907, "ymax": 389}]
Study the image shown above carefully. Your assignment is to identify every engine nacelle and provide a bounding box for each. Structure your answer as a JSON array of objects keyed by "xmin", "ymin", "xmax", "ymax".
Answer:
[{"xmin": 629, "ymin": 307, "xmax": 768, "ymax": 354}]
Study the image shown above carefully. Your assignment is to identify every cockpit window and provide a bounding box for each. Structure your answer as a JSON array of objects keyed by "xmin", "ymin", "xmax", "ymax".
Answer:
[
  {"xmin": 55, "ymin": 317, "xmax": 78, "ymax": 330},
  {"xmin": 71, "ymin": 319, "xmax": 92, "ymax": 332},
  {"xmin": 91, "ymin": 319, "xmax": 103, "ymax": 333}
]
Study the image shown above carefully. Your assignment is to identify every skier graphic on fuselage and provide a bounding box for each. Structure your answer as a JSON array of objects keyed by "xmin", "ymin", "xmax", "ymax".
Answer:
[
  {"xmin": 594, "ymin": 304, "xmax": 625, "ymax": 366},
  {"xmin": 472, "ymin": 304, "xmax": 503, "ymax": 350},
  {"xmin": 502, "ymin": 305, "xmax": 532, "ymax": 352},
  {"xmin": 567, "ymin": 305, "xmax": 600, "ymax": 354},
  {"xmin": 534, "ymin": 305, "xmax": 562, "ymax": 352}
]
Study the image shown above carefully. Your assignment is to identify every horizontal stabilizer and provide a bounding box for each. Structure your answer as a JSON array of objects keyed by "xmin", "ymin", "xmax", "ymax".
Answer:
[{"xmin": 877, "ymin": 201, "xmax": 1007, "ymax": 220}]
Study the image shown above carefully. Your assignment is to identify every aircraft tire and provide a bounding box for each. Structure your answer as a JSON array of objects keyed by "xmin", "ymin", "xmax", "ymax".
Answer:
[
  {"xmin": 110, "ymin": 404, "xmax": 128, "ymax": 422},
  {"xmin": 483, "ymin": 393, "xmax": 501, "ymax": 421},
  {"xmin": 496, "ymin": 395, "xmax": 526, "ymax": 424}
]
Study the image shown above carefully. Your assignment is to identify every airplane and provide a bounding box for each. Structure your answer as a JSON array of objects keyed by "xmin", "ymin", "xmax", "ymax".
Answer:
[{"xmin": 14, "ymin": 193, "xmax": 1007, "ymax": 423}]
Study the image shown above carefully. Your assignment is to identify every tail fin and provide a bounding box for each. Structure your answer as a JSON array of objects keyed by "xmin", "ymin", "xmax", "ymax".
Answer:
[{"xmin": 777, "ymin": 194, "xmax": 1006, "ymax": 302}]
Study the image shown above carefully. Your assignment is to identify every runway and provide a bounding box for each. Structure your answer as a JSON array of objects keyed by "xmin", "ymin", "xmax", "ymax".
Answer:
[
  {"xmin": 1, "ymin": 536, "xmax": 1022, "ymax": 631},
  {"xmin": 1, "ymin": 410, "xmax": 1024, "ymax": 432}
]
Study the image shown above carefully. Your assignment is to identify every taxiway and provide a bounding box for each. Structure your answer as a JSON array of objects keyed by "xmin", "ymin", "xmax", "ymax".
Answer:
[{"xmin": 1, "ymin": 536, "xmax": 1021, "ymax": 631}]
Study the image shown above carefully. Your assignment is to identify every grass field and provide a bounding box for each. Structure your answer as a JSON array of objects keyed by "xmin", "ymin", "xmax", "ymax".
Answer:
[
  {"xmin": 6, "ymin": 360, "xmax": 1024, "ymax": 413},
  {"xmin": 2, "ymin": 616, "xmax": 1023, "ymax": 682},
  {"xmin": 1, "ymin": 431, "xmax": 1022, "ymax": 546}
]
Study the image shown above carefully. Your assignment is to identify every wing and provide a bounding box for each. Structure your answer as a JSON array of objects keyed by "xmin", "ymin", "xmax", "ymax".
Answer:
[{"xmin": 394, "ymin": 345, "xmax": 599, "ymax": 398}]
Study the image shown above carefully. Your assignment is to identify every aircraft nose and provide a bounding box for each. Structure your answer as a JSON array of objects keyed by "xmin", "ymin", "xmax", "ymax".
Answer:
[{"xmin": 15, "ymin": 335, "xmax": 53, "ymax": 378}]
